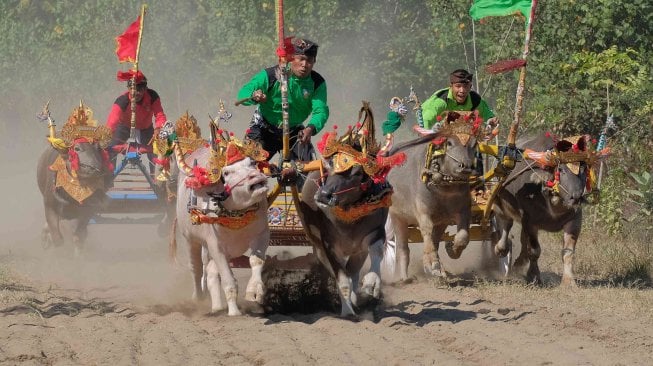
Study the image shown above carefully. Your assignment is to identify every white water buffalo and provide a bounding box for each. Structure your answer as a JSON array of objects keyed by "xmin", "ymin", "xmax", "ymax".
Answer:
[
  {"xmin": 385, "ymin": 111, "xmax": 481, "ymax": 281},
  {"xmin": 36, "ymin": 104, "xmax": 112, "ymax": 255},
  {"xmin": 174, "ymin": 137, "xmax": 269, "ymax": 316},
  {"xmin": 297, "ymin": 112, "xmax": 406, "ymax": 317},
  {"xmin": 493, "ymin": 134, "xmax": 598, "ymax": 286}
]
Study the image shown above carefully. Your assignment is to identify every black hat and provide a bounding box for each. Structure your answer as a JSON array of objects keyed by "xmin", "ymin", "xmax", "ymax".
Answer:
[
  {"xmin": 292, "ymin": 38, "xmax": 319, "ymax": 58},
  {"xmin": 450, "ymin": 69, "xmax": 473, "ymax": 84}
]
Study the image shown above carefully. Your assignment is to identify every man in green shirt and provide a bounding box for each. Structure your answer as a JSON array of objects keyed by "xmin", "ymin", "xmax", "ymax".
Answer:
[
  {"xmin": 380, "ymin": 69, "xmax": 498, "ymax": 176},
  {"xmin": 381, "ymin": 69, "xmax": 497, "ymax": 138},
  {"xmin": 421, "ymin": 68, "xmax": 497, "ymax": 129},
  {"xmin": 237, "ymin": 38, "xmax": 329, "ymax": 161}
]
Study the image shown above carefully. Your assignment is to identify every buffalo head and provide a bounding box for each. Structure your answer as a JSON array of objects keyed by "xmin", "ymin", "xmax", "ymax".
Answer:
[
  {"xmin": 316, "ymin": 160, "xmax": 369, "ymax": 208},
  {"xmin": 64, "ymin": 138, "xmax": 110, "ymax": 181},
  {"xmin": 218, "ymin": 156, "xmax": 269, "ymax": 210},
  {"xmin": 527, "ymin": 135, "xmax": 596, "ymax": 209}
]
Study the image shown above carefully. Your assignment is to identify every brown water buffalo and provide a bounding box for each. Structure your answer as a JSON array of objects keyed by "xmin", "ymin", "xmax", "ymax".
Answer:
[
  {"xmin": 385, "ymin": 111, "xmax": 482, "ymax": 281},
  {"xmin": 493, "ymin": 133, "xmax": 598, "ymax": 286},
  {"xmin": 36, "ymin": 104, "xmax": 112, "ymax": 255},
  {"xmin": 297, "ymin": 114, "xmax": 406, "ymax": 317},
  {"xmin": 173, "ymin": 131, "xmax": 270, "ymax": 316}
]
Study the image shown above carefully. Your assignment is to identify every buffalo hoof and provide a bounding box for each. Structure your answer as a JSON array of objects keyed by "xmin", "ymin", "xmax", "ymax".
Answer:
[
  {"xmin": 226, "ymin": 307, "xmax": 242, "ymax": 317},
  {"xmin": 361, "ymin": 272, "xmax": 381, "ymax": 299},
  {"xmin": 445, "ymin": 241, "xmax": 465, "ymax": 259},
  {"xmin": 526, "ymin": 266, "xmax": 542, "ymax": 286},
  {"xmin": 395, "ymin": 277, "xmax": 414, "ymax": 286},
  {"xmin": 560, "ymin": 276, "xmax": 577, "ymax": 288},
  {"xmin": 424, "ymin": 261, "xmax": 447, "ymax": 278},
  {"xmin": 245, "ymin": 282, "xmax": 265, "ymax": 304},
  {"xmin": 341, "ymin": 313, "xmax": 361, "ymax": 322},
  {"xmin": 494, "ymin": 245, "xmax": 510, "ymax": 257},
  {"xmin": 41, "ymin": 230, "xmax": 52, "ymax": 249}
]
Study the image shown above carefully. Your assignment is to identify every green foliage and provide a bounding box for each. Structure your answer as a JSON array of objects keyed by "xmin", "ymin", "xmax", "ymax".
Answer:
[{"xmin": 624, "ymin": 170, "xmax": 653, "ymax": 226}]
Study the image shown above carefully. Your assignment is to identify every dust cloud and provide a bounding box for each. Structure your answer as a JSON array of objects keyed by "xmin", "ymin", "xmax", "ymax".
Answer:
[{"xmin": 0, "ymin": 4, "xmax": 397, "ymax": 312}]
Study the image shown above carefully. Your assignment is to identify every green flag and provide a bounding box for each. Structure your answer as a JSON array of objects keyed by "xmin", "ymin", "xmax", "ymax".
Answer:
[{"xmin": 469, "ymin": 0, "xmax": 532, "ymax": 21}]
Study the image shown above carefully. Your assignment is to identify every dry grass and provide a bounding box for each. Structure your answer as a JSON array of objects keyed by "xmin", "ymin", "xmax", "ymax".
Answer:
[
  {"xmin": 469, "ymin": 279, "xmax": 653, "ymax": 321},
  {"xmin": 536, "ymin": 228, "xmax": 653, "ymax": 287}
]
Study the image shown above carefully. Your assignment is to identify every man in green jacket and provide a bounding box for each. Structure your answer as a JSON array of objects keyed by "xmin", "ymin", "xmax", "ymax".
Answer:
[
  {"xmin": 381, "ymin": 69, "xmax": 497, "ymax": 137},
  {"xmin": 421, "ymin": 68, "xmax": 497, "ymax": 129},
  {"xmin": 237, "ymin": 38, "xmax": 329, "ymax": 161}
]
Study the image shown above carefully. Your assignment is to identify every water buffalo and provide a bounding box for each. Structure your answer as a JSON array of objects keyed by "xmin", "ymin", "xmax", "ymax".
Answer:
[
  {"xmin": 493, "ymin": 133, "xmax": 597, "ymax": 286},
  {"xmin": 385, "ymin": 111, "xmax": 482, "ymax": 281},
  {"xmin": 297, "ymin": 108, "xmax": 406, "ymax": 317},
  {"xmin": 36, "ymin": 103, "xmax": 112, "ymax": 255},
  {"xmin": 173, "ymin": 132, "xmax": 270, "ymax": 316}
]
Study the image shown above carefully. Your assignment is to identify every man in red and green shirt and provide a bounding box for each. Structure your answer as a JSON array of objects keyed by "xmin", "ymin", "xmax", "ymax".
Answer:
[{"xmin": 237, "ymin": 38, "xmax": 329, "ymax": 161}]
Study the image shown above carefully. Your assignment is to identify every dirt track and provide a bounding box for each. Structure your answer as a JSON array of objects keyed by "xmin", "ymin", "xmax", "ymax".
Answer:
[{"xmin": 2, "ymin": 218, "xmax": 652, "ymax": 365}]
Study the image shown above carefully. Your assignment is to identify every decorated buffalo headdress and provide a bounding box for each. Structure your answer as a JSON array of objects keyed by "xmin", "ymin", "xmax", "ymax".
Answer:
[
  {"xmin": 45, "ymin": 101, "xmax": 112, "ymax": 151},
  {"xmin": 153, "ymin": 111, "xmax": 206, "ymax": 157},
  {"xmin": 430, "ymin": 110, "xmax": 485, "ymax": 146},
  {"xmin": 523, "ymin": 134, "xmax": 610, "ymax": 195},
  {"xmin": 317, "ymin": 102, "xmax": 406, "ymax": 183},
  {"xmin": 205, "ymin": 128, "xmax": 269, "ymax": 184},
  {"xmin": 524, "ymin": 134, "xmax": 607, "ymax": 170},
  {"xmin": 175, "ymin": 118, "xmax": 269, "ymax": 189}
]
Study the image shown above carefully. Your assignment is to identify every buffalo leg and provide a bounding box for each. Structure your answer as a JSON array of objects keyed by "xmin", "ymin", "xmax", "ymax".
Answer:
[
  {"xmin": 347, "ymin": 250, "xmax": 372, "ymax": 307},
  {"xmin": 421, "ymin": 223, "xmax": 447, "ymax": 278},
  {"xmin": 44, "ymin": 205, "xmax": 64, "ymax": 247},
  {"xmin": 205, "ymin": 259, "xmax": 226, "ymax": 312},
  {"xmin": 381, "ymin": 217, "xmax": 397, "ymax": 277},
  {"xmin": 445, "ymin": 212, "xmax": 471, "ymax": 260},
  {"xmin": 561, "ymin": 216, "xmax": 582, "ymax": 287},
  {"xmin": 71, "ymin": 216, "xmax": 91, "ymax": 257},
  {"xmin": 391, "ymin": 213, "xmax": 412, "ymax": 282},
  {"xmin": 188, "ymin": 241, "xmax": 204, "ymax": 301},
  {"xmin": 493, "ymin": 214, "xmax": 513, "ymax": 258},
  {"xmin": 336, "ymin": 267, "xmax": 356, "ymax": 317},
  {"xmin": 362, "ymin": 238, "xmax": 384, "ymax": 299},
  {"xmin": 521, "ymin": 224, "xmax": 542, "ymax": 285},
  {"xmin": 245, "ymin": 254, "xmax": 265, "ymax": 304},
  {"xmin": 208, "ymin": 248, "xmax": 240, "ymax": 316}
]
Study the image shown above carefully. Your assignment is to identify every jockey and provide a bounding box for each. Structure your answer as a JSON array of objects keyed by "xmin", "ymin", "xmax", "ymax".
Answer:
[
  {"xmin": 106, "ymin": 70, "xmax": 168, "ymax": 151},
  {"xmin": 237, "ymin": 37, "xmax": 329, "ymax": 162},
  {"xmin": 421, "ymin": 69, "xmax": 497, "ymax": 129},
  {"xmin": 380, "ymin": 69, "xmax": 498, "ymax": 175}
]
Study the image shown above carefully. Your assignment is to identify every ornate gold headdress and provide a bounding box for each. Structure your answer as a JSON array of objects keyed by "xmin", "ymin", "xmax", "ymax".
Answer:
[
  {"xmin": 434, "ymin": 110, "xmax": 484, "ymax": 146},
  {"xmin": 177, "ymin": 101, "xmax": 269, "ymax": 189},
  {"xmin": 317, "ymin": 102, "xmax": 406, "ymax": 180},
  {"xmin": 43, "ymin": 101, "xmax": 112, "ymax": 150},
  {"xmin": 206, "ymin": 129, "xmax": 269, "ymax": 183}
]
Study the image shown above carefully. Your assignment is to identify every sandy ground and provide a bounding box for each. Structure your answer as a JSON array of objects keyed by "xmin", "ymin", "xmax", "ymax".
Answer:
[{"xmin": 2, "ymin": 216, "xmax": 652, "ymax": 366}]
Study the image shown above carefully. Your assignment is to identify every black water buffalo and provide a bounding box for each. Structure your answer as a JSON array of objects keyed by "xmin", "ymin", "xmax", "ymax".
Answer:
[
  {"xmin": 36, "ymin": 116, "xmax": 112, "ymax": 255},
  {"xmin": 493, "ymin": 133, "xmax": 595, "ymax": 286},
  {"xmin": 297, "ymin": 105, "xmax": 405, "ymax": 317},
  {"xmin": 299, "ymin": 165, "xmax": 390, "ymax": 317},
  {"xmin": 385, "ymin": 111, "xmax": 480, "ymax": 281}
]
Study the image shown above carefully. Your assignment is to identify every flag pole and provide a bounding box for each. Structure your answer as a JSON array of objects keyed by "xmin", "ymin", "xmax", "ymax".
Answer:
[
  {"xmin": 507, "ymin": 0, "xmax": 537, "ymax": 148},
  {"xmin": 129, "ymin": 4, "xmax": 148, "ymax": 141},
  {"xmin": 275, "ymin": 0, "xmax": 291, "ymax": 162}
]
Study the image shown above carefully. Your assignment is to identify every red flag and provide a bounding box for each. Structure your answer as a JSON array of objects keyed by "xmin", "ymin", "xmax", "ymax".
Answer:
[{"xmin": 115, "ymin": 16, "xmax": 141, "ymax": 63}]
